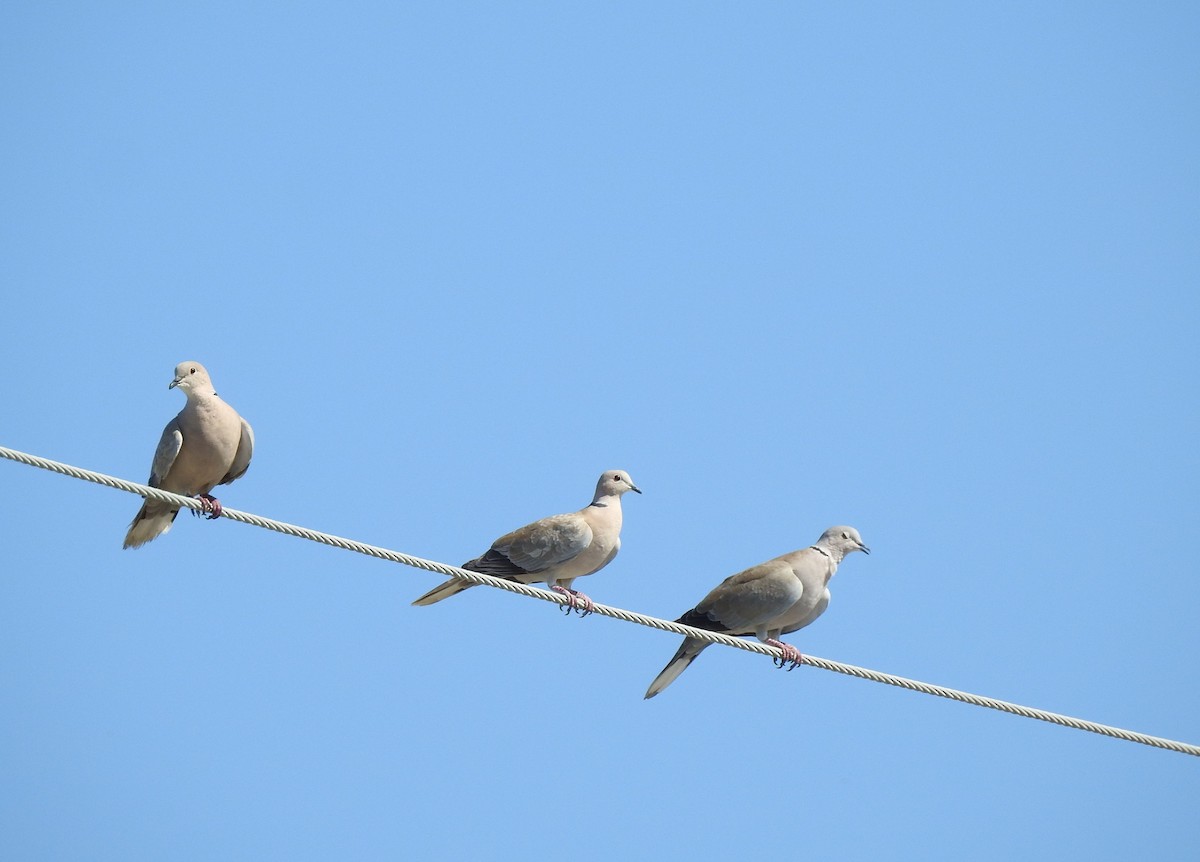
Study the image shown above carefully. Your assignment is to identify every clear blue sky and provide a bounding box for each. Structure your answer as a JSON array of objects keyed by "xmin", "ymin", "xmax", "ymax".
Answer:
[{"xmin": 2, "ymin": 3, "xmax": 1197, "ymax": 859}]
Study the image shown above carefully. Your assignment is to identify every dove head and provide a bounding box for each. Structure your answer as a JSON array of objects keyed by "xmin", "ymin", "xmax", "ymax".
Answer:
[
  {"xmin": 169, "ymin": 361, "xmax": 216, "ymax": 397},
  {"xmin": 816, "ymin": 526, "xmax": 870, "ymax": 560},
  {"xmin": 594, "ymin": 469, "xmax": 642, "ymax": 500}
]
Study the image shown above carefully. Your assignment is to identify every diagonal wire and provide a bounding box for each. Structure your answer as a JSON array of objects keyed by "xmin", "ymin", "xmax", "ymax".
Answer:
[{"xmin": 2, "ymin": 443, "xmax": 1197, "ymax": 758}]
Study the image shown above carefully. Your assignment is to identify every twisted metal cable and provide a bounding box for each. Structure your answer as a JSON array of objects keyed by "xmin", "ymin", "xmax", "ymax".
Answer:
[{"xmin": 2, "ymin": 444, "xmax": 1196, "ymax": 757}]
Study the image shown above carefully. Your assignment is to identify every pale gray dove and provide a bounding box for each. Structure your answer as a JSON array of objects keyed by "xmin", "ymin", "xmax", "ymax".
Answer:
[
  {"xmin": 644, "ymin": 526, "xmax": 869, "ymax": 698},
  {"xmin": 123, "ymin": 361, "xmax": 254, "ymax": 549},
  {"xmin": 412, "ymin": 470, "xmax": 642, "ymax": 615}
]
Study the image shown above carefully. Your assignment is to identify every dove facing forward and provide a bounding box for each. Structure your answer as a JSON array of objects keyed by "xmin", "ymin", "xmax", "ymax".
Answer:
[
  {"xmin": 644, "ymin": 526, "xmax": 869, "ymax": 698},
  {"xmin": 412, "ymin": 470, "xmax": 641, "ymax": 615},
  {"xmin": 123, "ymin": 361, "xmax": 254, "ymax": 549}
]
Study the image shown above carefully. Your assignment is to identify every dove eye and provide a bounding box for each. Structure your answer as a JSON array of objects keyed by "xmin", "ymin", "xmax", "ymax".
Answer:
[{"xmin": 190, "ymin": 368, "xmax": 196, "ymax": 374}]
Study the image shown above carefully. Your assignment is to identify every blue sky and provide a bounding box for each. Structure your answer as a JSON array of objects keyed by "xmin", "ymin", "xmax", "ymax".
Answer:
[{"xmin": 2, "ymin": 2, "xmax": 1197, "ymax": 859}]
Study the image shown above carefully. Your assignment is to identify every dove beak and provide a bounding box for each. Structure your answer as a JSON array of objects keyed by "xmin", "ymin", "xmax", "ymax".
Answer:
[
  {"xmin": 631, "ymin": 484, "xmax": 643, "ymax": 494},
  {"xmin": 858, "ymin": 542, "xmax": 871, "ymax": 555},
  {"xmin": 169, "ymin": 376, "xmax": 183, "ymax": 390}
]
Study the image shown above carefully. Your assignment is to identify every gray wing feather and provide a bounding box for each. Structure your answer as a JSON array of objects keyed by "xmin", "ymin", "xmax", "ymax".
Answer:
[
  {"xmin": 149, "ymin": 420, "xmax": 183, "ymax": 487},
  {"xmin": 220, "ymin": 418, "xmax": 254, "ymax": 485},
  {"xmin": 492, "ymin": 514, "xmax": 592, "ymax": 573},
  {"xmin": 697, "ymin": 560, "xmax": 804, "ymax": 634}
]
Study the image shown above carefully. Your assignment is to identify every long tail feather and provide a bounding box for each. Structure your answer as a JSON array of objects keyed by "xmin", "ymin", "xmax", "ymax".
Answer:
[{"xmin": 644, "ymin": 638, "xmax": 710, "ymax": 699}]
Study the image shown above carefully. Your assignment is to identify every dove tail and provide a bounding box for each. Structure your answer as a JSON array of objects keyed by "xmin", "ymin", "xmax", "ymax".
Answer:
[
  {"xmin": 644, "ymin": 638, "xmax": 710, "ymax": 699},
  {"xmin": 122, "ymin": 502, "xmax": 179, "ymax": 549},
  {"xmin": 411, "ymin": 578, "xmax": 473, "ymax": 606}
]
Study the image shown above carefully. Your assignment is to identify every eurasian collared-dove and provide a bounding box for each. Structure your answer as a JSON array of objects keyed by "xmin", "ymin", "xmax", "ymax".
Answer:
[
  {"xmin": 644, "ymin": 526, "xmax": 869, "ymax": 698},
  {"xmin": 412, "ymin": 470, "xmax": 641, "ymax": 615},
  {"xmin": 123, "ymin": 361, "xmax": 254, "ymax": 549}
]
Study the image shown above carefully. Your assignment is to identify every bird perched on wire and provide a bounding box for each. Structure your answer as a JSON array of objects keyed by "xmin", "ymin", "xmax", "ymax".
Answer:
[
  {"xmin": 412, "ymin": 470, "xmax": 641, "ymax": 615},
  {"xmin": 644, "ymin": 526, "xmax": 869, "ymax": 698},
  {"xmin": 123, "ymin": 361, "xmax": 254, "ymax": 549}
]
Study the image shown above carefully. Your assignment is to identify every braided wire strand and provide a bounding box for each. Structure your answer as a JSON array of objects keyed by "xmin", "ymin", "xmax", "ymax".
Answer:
[{"xmin": 2, "ymin": 444, "xmax": 1196, "ymax": 757}]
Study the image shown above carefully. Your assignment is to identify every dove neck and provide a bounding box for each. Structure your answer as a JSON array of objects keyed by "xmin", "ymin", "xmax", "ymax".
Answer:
[
  {"xmin": 184, "ymin": 386, "xmax": 219, "ymax": 403},
  {"xmin": 811, "ymin": 543, "xmax": 845, "ymax": 565},
  {"xmin": 587, "ymin": 495, "xmax": 624, "ymax": 524},
  {"xmin": 588, "ymin": 488, "xmax": 625, "ymax": 507}
]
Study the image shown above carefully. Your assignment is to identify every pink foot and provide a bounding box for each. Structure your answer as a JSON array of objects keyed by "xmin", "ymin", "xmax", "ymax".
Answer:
[
  {"xmin": 766, "ymin": 639, "xmax": 803, "ymax": 671},
  {"xmin": 551, "ymin": 585, "xmax": 594, "ymax": 617},
  {"xmin": 194, "ymin": 494, "xmax": 223, "ymax": 520},
  {"xmin": 574, "ymin": 591, "xmax": 595, "ymax": 617}
]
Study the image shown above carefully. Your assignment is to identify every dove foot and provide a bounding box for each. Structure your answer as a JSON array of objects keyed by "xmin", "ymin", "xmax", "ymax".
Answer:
[
  {"xmin": 552, "ymin": 585, "xmax": 594, "ymax": 617},
  {"xmin": 193, "ymin": 494, "xmax": 223, "ymax": 520},
  {"xmin": 766, "ymin": 639, "xmax": 802, "ymax": 671}
]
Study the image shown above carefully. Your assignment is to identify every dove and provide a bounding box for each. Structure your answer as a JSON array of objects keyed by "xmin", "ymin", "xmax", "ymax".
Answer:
[
  {"xmin": 123, "ymin": 361, "xmax": 254, "ymax": 549},
  {"xmin": 644, "ymin": 526, "xmax": 869, "ymax": 698},
  {"xmin": 412, "ymin": 470, "xmax": 641, "ymax": 615}
]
